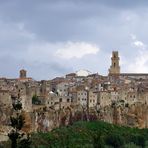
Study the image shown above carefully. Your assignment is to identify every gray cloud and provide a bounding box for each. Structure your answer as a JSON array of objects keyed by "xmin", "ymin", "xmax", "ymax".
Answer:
[{"xmin": 0, "ymin": 0, "xmax": 148, "ymax": 79}]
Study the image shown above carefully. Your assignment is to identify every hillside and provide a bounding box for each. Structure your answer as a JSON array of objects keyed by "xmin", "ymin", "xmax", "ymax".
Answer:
[{"xmin": 31, "ymin": 121, "xmax": 148, "ymax": 148}]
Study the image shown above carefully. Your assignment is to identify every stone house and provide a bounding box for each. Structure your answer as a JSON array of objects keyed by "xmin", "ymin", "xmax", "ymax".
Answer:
[
  {"xmin": 77, "ymin": 90, "xmax": 88, "ymax": 107},
  {"xmin": 89, "ymin": 90, "xmax": 97, "ymax": 108}
]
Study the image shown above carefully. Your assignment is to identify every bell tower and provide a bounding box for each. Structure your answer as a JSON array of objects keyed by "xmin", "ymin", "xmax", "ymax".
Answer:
[
  {"xmin": 20, "ymin": 69, "xmax": 27, "ymax": 78},
  {"xmin": 109, "ymin": 51, "xmax": 120, "ymax": 75}
]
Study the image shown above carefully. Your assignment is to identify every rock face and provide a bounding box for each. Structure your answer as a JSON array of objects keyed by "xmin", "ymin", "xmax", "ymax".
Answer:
[
  {"xmin": 30, "ymin": 102, "xmax": 148, "ymax": 133},
  {"xmin": 98, "ymin": 102, "xmax": 148, "ymax": 128},
  {"xmin": 0, "ymin": 103, "xmax": 12, "ymax": 142},
  {"xmin": 0, "ymin": 102, "xmax": 148, "ymax": 138}
]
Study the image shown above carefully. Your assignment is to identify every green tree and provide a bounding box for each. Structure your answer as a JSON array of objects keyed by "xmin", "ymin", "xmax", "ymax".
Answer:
[{"xmin": 8, "ymin": 96, "xmax": 31, "ymax": 148}]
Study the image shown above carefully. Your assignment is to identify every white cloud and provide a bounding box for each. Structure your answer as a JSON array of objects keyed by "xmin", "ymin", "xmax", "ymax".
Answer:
[
  {"xmin": 130, "ymin": 34, "xmax": 146, "ymax": 49},
  {"xmin": 23, "ymin": 41, "xmax": 100, "ymax": 64},
  {"xmin": 133, "ymin": 40, "xmax": 146, "ymax": 49},
  {"xmin": 126, "ymin": 49, "xmax": 148, "ymax": 73},
  {"xmin": 122, "ymin": 34, "xmax": 148, "ymax": 73},
  {"xmin": 55, "ymin": 41, "xmax": 100, "ymax": 59}
]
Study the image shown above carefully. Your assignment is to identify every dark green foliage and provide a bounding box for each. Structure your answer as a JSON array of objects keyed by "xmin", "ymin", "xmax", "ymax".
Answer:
[
  {"xmin": 10, "ymin": 115, "xmax": 25, "ymax": 130},
  {"xmin": 30, "ymin": 121, "xmax": 148, "ymax": 148},
  {"xmin": 8, "ymin": 131, "xmax": 19, "ymax": 148},
  {"xmin": 8, "ymin": 97, "xmax": 31, "ymax": 148},
  {"xmin": 32, "ymin": 95, "xmax": 41, "ymax": 105},
  {"xmin": 12, "ymin": 100, "xmax": 22, "ymax": 111},
  {"xmin": 130, "ymin": 134, "xmax": 146, "ymax": 148},
  {"xmin": 92, "ymin": 133, "xmax": 105, "ymax": 148},
  {"xmin": 18, "ymin": 134, "xmax": 32, "ymax": 148},
  {"xmin": 105, "ymin": 133, "xmax": 124, "ymax": 148}
]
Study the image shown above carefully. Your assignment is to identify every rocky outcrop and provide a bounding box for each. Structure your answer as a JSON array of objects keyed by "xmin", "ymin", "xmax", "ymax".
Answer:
[
  {"xmin": 30, "ymin": 102, "xmax": 148, "ymax": 133},
  {"xmin": 98, "ymin": 102, "xmax": 148, "ymax": 128},
  {"xmin": 0, "ymin": 102, "xmax": 148, "ymax": 140}
]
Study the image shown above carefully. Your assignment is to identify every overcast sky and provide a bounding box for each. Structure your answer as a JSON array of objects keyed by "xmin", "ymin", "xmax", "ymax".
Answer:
[{"xmin": 0, "ymin": 0, "xmax": 148, "ymax": 80}]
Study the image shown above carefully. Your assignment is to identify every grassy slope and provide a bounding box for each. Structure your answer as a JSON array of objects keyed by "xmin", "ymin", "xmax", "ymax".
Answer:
[{"xmin": 31, "ymin": 121, "xmax": 148, "ymax": 148}]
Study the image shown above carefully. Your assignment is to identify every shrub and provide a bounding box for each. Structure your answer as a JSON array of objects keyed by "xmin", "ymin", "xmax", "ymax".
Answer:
[
  {"xmin": 105, "ymin": 133, "xmax": 124, "ymax": 148},
  {"xmin": 32, "ymin": 95, "xmax": 41, "ymax": 105},
  {"xmin": 130, "ymin": 134, "xmax": 146, "ymax": 148}
]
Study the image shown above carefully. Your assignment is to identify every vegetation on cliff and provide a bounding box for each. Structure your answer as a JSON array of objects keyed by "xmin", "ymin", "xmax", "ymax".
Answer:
[
  {"xmin": 31, "ymin": 121, "xmax": 148, "ymax": 148},
  {"xmin": 8, "ymin": 95, "xmax": 31, "ymax": 148}
]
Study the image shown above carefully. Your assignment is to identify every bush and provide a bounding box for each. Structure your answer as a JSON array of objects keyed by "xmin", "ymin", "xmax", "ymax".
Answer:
[
  {"xmin": 92, "ymin": 133, "xmax": 105, "ymax": 148},
  {"xmin": 130, "ymin": 134, "xmax": 146, "ymax": 148},
  {"xmin": 105, "ymin": 133, "xmax": 124, "ymax": 148},
  {"xmin": 124, "ymin": 142, "xmax": 140, "ymax": 148},
  {"xmin": 32, "ymin": 95, "xmax": 41, "ymax": 105}
]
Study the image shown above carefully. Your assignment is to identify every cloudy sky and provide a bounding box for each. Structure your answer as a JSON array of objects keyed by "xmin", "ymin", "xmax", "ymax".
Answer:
[{"xmin": 0, "ymin": 0, "xmax": 148, "ymax": 80}]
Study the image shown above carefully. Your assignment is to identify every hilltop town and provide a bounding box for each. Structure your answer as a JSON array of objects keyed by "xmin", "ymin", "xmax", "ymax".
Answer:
[{"xmin": 0, "ymin": 51, "xmax": 148, "ymax": 140}]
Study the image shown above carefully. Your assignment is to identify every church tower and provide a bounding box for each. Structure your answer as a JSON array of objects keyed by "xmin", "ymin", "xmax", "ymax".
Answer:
[
  {"xmin": 20, "ymin": 69, "xmax": 27, "ymax": 79},
  {"xmin": 109, "ymin": 51, "xmax": 120, "ymax": 75}
]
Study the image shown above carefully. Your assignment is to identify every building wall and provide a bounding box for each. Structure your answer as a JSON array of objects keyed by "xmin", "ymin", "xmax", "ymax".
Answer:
[
  {"xmin": 89, "ymin": 91, "xmax": 97, "ymax": 108},
  {"xmin": 98, "ymin": 91, "xmax": 111, "ymax": 107},
  {"xmin": 57, "ymin": 82, "xmax": 69, "ymax": 96},
  {"xmin": 77, "ymin": 90, "xmax": 87, "ymax": 107}
]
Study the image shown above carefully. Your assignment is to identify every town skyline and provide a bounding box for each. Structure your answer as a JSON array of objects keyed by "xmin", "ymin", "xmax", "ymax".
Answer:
[{"xmin": 0, "ymin": 50, "xmax": 148, "ymax": 81}]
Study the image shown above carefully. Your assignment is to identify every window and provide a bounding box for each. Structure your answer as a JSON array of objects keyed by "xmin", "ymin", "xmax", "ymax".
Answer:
[{"xmin": 59, "ymin": 98, "xmax": 62, "ymax": 102}]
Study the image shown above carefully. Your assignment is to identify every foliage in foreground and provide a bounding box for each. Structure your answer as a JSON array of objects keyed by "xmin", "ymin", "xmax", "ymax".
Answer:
[
  {"xmin": 31, "ymin": 121, "xmax": 148, "ymax": 148},
  {"xmin": 8, "ymin": 96, "xmax": 31, "ymax": 148}
]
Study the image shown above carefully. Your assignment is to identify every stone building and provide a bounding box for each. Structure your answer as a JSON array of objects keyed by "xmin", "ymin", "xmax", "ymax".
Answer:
[
  {"xmin": 89, "ymin": 90, "xmax": 98, "ymax": 108},
  {"xmin": 77, "ymin": 89, "xmax": 88, "ymax": 107},
  {"xmin": 56, "ymin": 81, "xmax": 69, "ymax": 97},
  {"xmin": 98, "ymin": 91, "xmax": 111, "ymax": 107}
]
